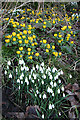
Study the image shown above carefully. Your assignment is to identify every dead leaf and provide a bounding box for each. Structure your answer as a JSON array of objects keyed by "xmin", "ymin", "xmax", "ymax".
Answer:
[
  {"xmin": 68, "ymin": 107, "xmax": 76, "ymax": 119},
  {"xmin": 72, "ymin": 83, "xmax": 80, "ymax": 92},
  {"xmin": 75, "ymin": 92, "xmax": 80, "ymax": 100},
  {"xmin": 8, "ymin": 112, "xmax": 25, "ymax": 119},
  {"xmin": 65, "ymin": 96, "xmax": 78, "ymax": 106},
  {"xmin": 65, "ymin": 90, "xmax": 75, "ymax": 95},
  {"xmin": 65, "ymin": 83, "xmax": 72, "ymax": 90},
  {"xmin": 25, "ymin": 105, "xmax": 41, "ymax": 117}
]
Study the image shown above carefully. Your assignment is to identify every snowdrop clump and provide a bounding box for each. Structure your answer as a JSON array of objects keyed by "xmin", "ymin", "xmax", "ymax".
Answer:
[{"xmin": 4, "ymin": 59, "xmax": 66, "ymax": 119}]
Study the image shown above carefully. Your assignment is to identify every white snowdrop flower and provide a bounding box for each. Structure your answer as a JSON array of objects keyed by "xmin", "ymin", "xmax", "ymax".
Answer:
[
  {"xmin": 49, "ymin": 104, "xmax": 52, "ymax": 109},
  {"xmin": 25, "ymin": 77, "xmax": 29, "ymax": 85},
  {"xmin": 36, "ymin": 64, "xmax": 39, "ymax": 70},
  {"xmin": 20, "ymin": 75, "xmax": 23, "ymax": 80},
  {"xmin": 57, "ymin": 72, "xmax": 61, "ymax": 76},
  {"xmin": 61, "ymin": 86, "xmax": 65, "ymax": 91},
  {"xmin": 47, "ymin": 87, "xmax": 51, "ymax": 93},
  {"xmin": 21, "ymin": 81, "xmax": 23, "ymax": 84},
  {"xmin": 50, "ymin": 81, "xmax": 53, "ymax": 86},
  {"xmin": 40, "ymin": 66, "xmax": 42, "ymax": 71},
  {"xmin": 43, "ymin": 94, "xmax": 47, "ymax": 99},
  {"xmin": 5, "ymin": 70, "xmax": 7, "ymax": 75},
  {"xmin": 21, "ymin": 66, "xmax": 24, "ymax": 71},
  {"xmin": 52, "ymin": 67, "xmax": 57, "ymax": 73},
  {"xmin": 54, "ymin": 75, "xmax": 58, "ymax": 80},
  {"xmin": 29, "ymin": 75, "xmax": 31, "ymax": 80},
  {"xmin": 59, "ymin": 112, "xmax": 61, "ymax": 116},
  {"xmin": 58, "ymin": 89, "xmax": 60, "ymax": 94},
  {"xmin": 42, "ymin": 74, "xmax": 46, "ymax": 79},
  {"xmin": 54, "ymin": 82, "xmax": 57, "ymax": 87},
  {"xmin": 35, "ymin": 94, "xmax": 37, "ymax": 97},
  {"xmin": 49, "ymin": 75, "xmax": 53, "ymax": 80},
  {"xmin": 33, "ymin": 66, "xmax": 35, "ymax": 71},
  {"xmin": 7, "ymin": 61, "xmax": 11, "ymax": 66},
  {"xmin": 9, "ymin": 73, "xmax": 12, "ymax": 78},
  {"xmin": 39, "ymin": 94, "xmax": 41, "ymax": 98},
  {"xmin": 41, "ymin": 69, "xmax": 44, "ymax": 73},
  {"xmin": 25, "ymin": 77, "xmax": 28, "ymax": 82},
  {"xmin": 25, "ymin": 66, "xmax": 29, "ymax": 71},
  {"xmin": 22, "ymin": 73, "xmax": 24, "ymax": 77},
  {"xmin": 33, "ymin": 73, "xmax": 36, "ymax": 79},
  {"xmin": 42, "ymin": 114, "xmax": 44, "ymax": 119},
  {"xmin": 42, "ymin": 80, "xmax": 44, "ymax": 84},
  {"xmin": 7, "ymin": 65, "xmax": 9, "ymax": 69},
  {"xmin": 19, "ymin": 85, "xmax": 20, "ymax": 90},
  {"xmin": 38, "ymin": 79, "xmax": 39, "ymax": 82},
  {"xmin": 46, "ymin": 69, "xmax": 48, "ymax": 74},
  {"xmin": 16, "ymin": 68, "xmax": 17, "ymax": 73},
  {"xmin": 32, "ymin": 80, "xmax": 34, "ymax": 83},
  {"xmin": 17, "ymin": 79, "xmax": 20, "ymax": 83},
  {"xmin": 48, "ymin": 67, "xmax": 51, "ymax": 71},
  {"xmin": 63, "ymin": 93, "xmax": 65, "ymax": 97},
  {"xmin": 41, "ymin": 62, "xmax": 44, "ymax": 67},
  {"xmin": 52, "ymin": 93, "xmax": 54, "ymax": 96},
  {"xmin": 31, "ymin": 69, "xmax": 33, "ymax": 75},
  {"xmin": 58, "ymin": 79, "xmax": 61, "ymax": 83},
  {"xmin": 36, "ymin": 90, "xmax": 39, "ymax": 94},
  {"xmin": 48, "ymin": 72, "xmax": 51, "ymax": 76},
  {"xmin": 69, "ymin": 74, "xmax": 72, "ymax": 78},
  {"xmin": 19, "ymin": 59, "xmax": 24, "ymax": 65},
  {"xmin": 50, "ymin": 89, "xmax": 53, "ymax": 93},
  {"xmin": 52, "ymin": 104, "xmax": 54, "ymax": 108},
  {"xmin": 60, "ymin": 70, "xmax": 63, "ymax": 75}
]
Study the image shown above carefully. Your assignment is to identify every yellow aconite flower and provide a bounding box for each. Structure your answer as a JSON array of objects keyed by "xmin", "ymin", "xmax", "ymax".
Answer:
[
  {"xmin": 19, "ymin": 40, "xmax": 22, "ymax": 44},
  {"xmin": 52, "ymin": 45, "xmax": 55, "ymax": 49},
  {"xmin": 13, "ymin": 38, "xmax": 16, "ymax": 41},
  {"xmin": 31, "ymin": 43, "xmax": 34, "ymax": 46},
  {"xmin": 28, "ymin": 52, "xmax": 30, "ymax": 55},
  {"xmin": 21, "ymin": 16, "xmax": 25, "ymax": 20},
  {"xmin": 12, "ymin": 32, "xmax": 16, "ymax": 36},
  {"xmin": 73, "ymin": 34, "xmax": 75, "ymax": 37},
  {"xmin": 40, "ymin": 40, "xmax": 42, "ymax": 43},
  {"xmin": 19, "ymin": 47, "xmax": 23, "ymax": 51},
  {"xmin": 46, "ymin": 49, "xmax": 49, "ymax": 52},
  {"xmin": 25, "ymin": 40, "xmax": 28, "ymax": 44},
  {"xmin": 16, "ymin": 51, "xmax": 20, "ymax": 54},
  {"xmin": 35, "ymin": 53, "xmax": 39, "ymax": 56},
  {"xmin": 34, "ymin": 42, "xmax": 37, "ymax": 45},
  {"xmin": 43, "ymin": 40, "xmax": 47, "ymax": 44},
  {"xmin": 58, "ymin": 40, "xmax": 61, "ymax": 43},
  {"xmin": 28, "ymin": 30, "xmax": 31, "ymax": 34},
  {"xmin": 47, "ymin": 44, "xmax": 50, "ymax": 49},
  {"xmin": 59, "ymin": 52, "xmax": 62, "ymax": 56},
  {"xmin": 43, "ymin": 25, "xmax": 46, "ymax": 28},
  {"xmin": 27, "ymin": 48, "xmax": 31, "ymax": 52},
  {"xmin": 20, "ymin": 55, "xmax": 22, "ymax": 57},
  {"xmin": 5, "ymin": 18, "xmax": 9, "ymax": 21},
  {"xmin": 23, "ymin": 30, "xmax": 27, "ymax": 34},
  {"xmin": 5, "ymin": 39, "xmax": 10, "ymax": 43},
  {"xmin": 68, "ymin": 26, "xmax": 72, "ymax": 29},
  {"xmin": 71, "ymin": 31, "xmax": 73, "ymax": 34},
  {"xmin": 17, "ymin": 34, "xmax": 20, "ymax": 37},
  {"xmin": 33, "ymin": 35, "xmax": 36, "ymax": 39},
  {"xmin": 53, "ymin": 20, "xmax": 55, "ymax": 24},
  {"xmin": 43, "ymin": 22, "xmax": 46, "ymax": 24},
  {"xmin": 71, "ymin": 41, "xmax": 74, "ymax": 44},
  {"xmin": 53, "ymin": 52, "xmax": 58, "ymax": 57},
  {"xmin": 59, "ymin": 35, "xmax": 62, "ymax": 38},
  {"xmin": 13, "ymin": 24, "xmax": 16, "ymax": 27},
  {"xmin": 18, "ymin": 36, "xmax": 21, "ymax": 39},
  {"xmin": 67, "ymin": 34, "xmax": 71, "ymax": 37},
  {"xmin": 28, "ymin": 56, "xmax": 32, "ymax": 59},
  {"xmin": 22, "ymin": 35, "xmax": 26, "ymax": 39},
  {"xmin": 61, "ymin": 26, "xmax": 67, "ymax": 31},
  {"xmin": 54, "ymin": 34, "xmax": 57, "ymax": 37}
]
